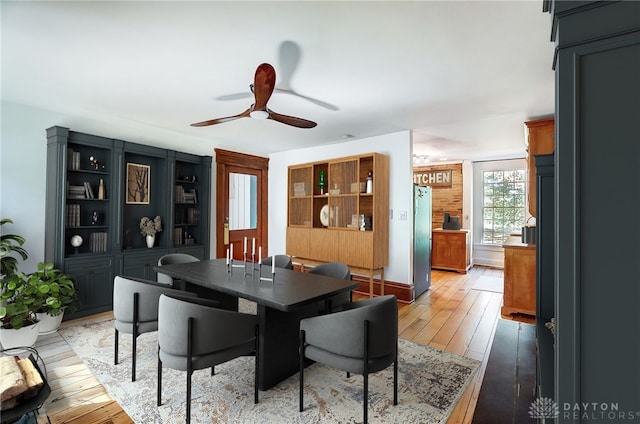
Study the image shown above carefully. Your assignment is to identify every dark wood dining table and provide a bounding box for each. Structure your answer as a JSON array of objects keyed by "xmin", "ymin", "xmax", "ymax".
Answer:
[{"xmin": 154, "ymin": 258, "xmax": 359, "ymax": 390}]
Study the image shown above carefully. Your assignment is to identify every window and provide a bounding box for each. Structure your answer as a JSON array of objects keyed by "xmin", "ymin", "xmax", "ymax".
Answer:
[{"xmin": 481, "ymin": 169, "xmax": 526, "ymax": 245}]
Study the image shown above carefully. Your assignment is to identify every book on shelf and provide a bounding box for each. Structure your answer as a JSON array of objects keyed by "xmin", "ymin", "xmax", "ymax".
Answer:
[
  {"xmin": 175, "ymin": 185, "xmax": 185, "ymax": 203},
  {"xmin": 66, "ymin": 204, "xmax": 81, "ymax": 227},
  {"xmin": 83, "ymin": 182, "xmax": 94, "ymax": 199},
  {"xmin": 182, "ymin": 191, "xmax": 197, "ymax": 204},
  {"xmin": 67, "ymin": 149, "xmax": 81, "ymax": 170},
  {"xmin": 187, "ymin": 208, "xmax": 200, "ymax": 225},
  {"xmin": 89, "ymin": 232, "xmax": 108, "ymax": 253},
  {"xmin": 67, "ymin": 183, "xmax": 87, "ymax": 199},
  {"xmin": 174, "ymin": 228, "xmax": 183, "ymax": 246}
]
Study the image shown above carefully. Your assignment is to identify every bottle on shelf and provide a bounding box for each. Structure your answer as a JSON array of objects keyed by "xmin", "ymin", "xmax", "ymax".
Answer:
[
  {"xmin": 318, "ymin": 171, "xmax": 326, "ymax": 195},
  {"xmin": 98, "ymin": 178, "xmax": 105, "ymax": 199},
  {"xmin": 366, "ymin": 170, "xmax": 373, "ymax": 194}
]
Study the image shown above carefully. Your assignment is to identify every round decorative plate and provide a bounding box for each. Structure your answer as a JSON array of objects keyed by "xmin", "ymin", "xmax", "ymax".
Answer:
[{"xmin": 320, "ymin": 205, "xmax": 329, "ymax": 226}]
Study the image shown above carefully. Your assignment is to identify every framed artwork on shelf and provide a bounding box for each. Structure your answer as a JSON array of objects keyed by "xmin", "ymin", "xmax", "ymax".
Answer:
[{"xmin": 126, "ymin": 163, "xmax": 150, "ymax": 204}]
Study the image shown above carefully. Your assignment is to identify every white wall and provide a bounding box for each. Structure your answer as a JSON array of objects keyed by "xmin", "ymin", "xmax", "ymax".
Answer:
[{"xmin": 269, "ymin": 131, "xmax": 413, "ymax": 284}]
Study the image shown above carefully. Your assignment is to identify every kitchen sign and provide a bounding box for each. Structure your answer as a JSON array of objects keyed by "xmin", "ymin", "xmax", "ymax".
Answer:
[{"xmin": 413, "ymin": 169, "xmax": 453, "ymax": 187}]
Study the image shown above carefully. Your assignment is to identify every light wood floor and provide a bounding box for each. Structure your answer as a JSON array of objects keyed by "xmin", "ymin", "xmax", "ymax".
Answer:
[{"xmin": 25, "ymin": 266, "xmax": 533, "ymax": 424}]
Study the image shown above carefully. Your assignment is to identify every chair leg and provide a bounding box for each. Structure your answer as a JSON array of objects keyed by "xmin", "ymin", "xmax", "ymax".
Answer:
[
  {"xmin": 254, "ymin": 324, "xmax": 259, "ymax": 404},
  {"xmin": 364, "ymin": 373, "xmax": 369, "ymax": 424},
  {"xmin": 132, "ymin": 292, "xmax": 139, "ymax": 382},
  {"xmin": 186, "ymin": 371, "xmax": 192, "ymax": 424},
  {"xmin": 186, "ymin": 317, "xmax": 194, "ymax": 424},
  {"xmin": 363, "ymin": 320, "xmax": 370, "ymax": 424},
  {"xmin": 299, "ymin": 330, "xmax": 305, "ymax": 412},
  {"xmin": 157, "ymin": 348, "xmax": 162, "ymax": 406},
  {"xmin": 211, "ymin": 366, "xmax": 215, "ymax": 376},
  {"xmin": 114, "ymin": 329, "xmax": 119, "ymax": 365},
  {"xmin": 393, "ymin": 343, "xmax": 398, "ymax": 405}
]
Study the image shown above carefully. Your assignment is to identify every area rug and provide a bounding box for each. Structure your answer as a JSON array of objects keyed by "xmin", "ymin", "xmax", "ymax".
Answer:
[
  {"xmin": 58, "ymin": 318, "xmax": 479, "ymax": 424},
  {"xmin": 471, "ymin": 276, "xmax": 504, "ymax": 293}
]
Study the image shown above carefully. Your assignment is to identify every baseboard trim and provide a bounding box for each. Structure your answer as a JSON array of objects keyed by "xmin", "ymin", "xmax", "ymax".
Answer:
[{"xmin": 351, "ymin": 275, "xmax": 414, "ymax": 303}]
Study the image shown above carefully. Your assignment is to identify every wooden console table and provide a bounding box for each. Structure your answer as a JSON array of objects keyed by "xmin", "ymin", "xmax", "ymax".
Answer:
[
  {"xmin": 431, "ymin": 229, "xmax": 471, "ymax": 273},
  {"xmin": 502, "ymin": 237, "xmax": 536, "ymax": 316}
]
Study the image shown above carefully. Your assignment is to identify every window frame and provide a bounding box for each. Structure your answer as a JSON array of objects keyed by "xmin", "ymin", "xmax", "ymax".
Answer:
[{"xmin": 473, "ymin": 158, "xmax": 528, "ymax": 249}]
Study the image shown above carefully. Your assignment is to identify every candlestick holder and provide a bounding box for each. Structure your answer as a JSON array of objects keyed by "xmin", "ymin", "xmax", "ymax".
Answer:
[{"xmin": 258, "ymin": 263, "xmax": 275, "ymax": 283}]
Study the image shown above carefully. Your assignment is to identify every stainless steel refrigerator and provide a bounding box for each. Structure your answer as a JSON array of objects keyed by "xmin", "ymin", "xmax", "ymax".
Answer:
[{"xmin": 413, "ymin": 184, "xmax": 432, "ymax": 297}]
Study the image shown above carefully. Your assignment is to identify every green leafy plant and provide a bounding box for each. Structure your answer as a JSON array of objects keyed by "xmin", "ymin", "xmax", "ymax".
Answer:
[
  {"xmin": 0, "ymin": 272, "xmax": 38, "ymax": 329},
  {"xmin": 0, "ymin": 263, "xmax": 77, "ymax": 329},
  {"xmin": 0, "ymin": 218, "xmax": 29, "ymax": 277},
  {"xmin": 30, "ymin": 262, "xmax": 78, "ymax": 317}
]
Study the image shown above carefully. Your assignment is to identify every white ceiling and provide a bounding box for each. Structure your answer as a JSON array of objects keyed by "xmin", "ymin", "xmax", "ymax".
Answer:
[{"xmin": 1, "ymin": 1, "xmax": 555, "ymax": 161}]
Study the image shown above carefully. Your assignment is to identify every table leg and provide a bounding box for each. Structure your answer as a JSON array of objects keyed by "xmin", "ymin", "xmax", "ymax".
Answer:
[{"xmin": 256, "ymin": 304, "xmax": 318, "ymax": 390}]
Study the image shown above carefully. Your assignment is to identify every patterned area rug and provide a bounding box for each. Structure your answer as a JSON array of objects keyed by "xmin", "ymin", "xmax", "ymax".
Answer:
[{"xmin": 59, "ymin": 318, "xmax": 479, "ymax": 424}]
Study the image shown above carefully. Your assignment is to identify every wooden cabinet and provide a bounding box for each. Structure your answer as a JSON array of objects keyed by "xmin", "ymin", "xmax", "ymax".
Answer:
[
  {"xmin": 525, "ymin": 118, "xmax": 554, "ymax": 217},
  {"xmin": 431, "ymin": 229, "xmax": 470, "ymax": 273},
  {"xmin": 45, "ymin": 126, "xmax": 211, "ymax": 319},
  {"xmin": 502, "ymin": 239, "xmax": 536, "ymax": 316},
  {"xmin": 286, "ymin": 153, "xmax": 389, "ymax": 296}
]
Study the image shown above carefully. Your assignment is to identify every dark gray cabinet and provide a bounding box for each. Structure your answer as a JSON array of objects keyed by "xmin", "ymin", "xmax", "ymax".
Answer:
[
  {"xmin": 549, "ymin": 0, "xmax": 640, "ymax": 418},
  {"xmin": 45, "ymin": 127, "xmax": 211, "ymax": 319},
  {"xmin": 65, "ymin": 256, "xmax": 116, "ymax": 317},
  {"xmin": 534, "ymin": 153, "xmax": 554, "ymax": 401}
]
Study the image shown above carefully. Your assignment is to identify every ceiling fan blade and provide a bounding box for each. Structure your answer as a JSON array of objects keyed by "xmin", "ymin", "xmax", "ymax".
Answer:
[
  {"xmin": 253, "ymin": 63, "xmax": 276, "ymax": 111},
  {"xmin": 267, "ymin": 109, "xmax": 317, "ymax": 128},
  {"xmin": 190, "ymin": 108, "xmax": 251, "ymax": 127}
]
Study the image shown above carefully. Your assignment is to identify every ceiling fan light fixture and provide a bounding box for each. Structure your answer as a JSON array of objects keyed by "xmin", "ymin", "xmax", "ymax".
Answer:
[{"xmin": 250, "ymin": 110, "xmax": 269, "ymax": 119}]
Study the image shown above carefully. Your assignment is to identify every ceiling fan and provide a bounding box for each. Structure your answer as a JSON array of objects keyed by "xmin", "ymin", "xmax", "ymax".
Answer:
[{"xmin": 191, "ymin": 63, "xmax": 317, "ymax": 129}]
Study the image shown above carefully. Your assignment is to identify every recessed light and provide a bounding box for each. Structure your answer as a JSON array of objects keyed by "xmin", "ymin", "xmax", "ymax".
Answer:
[{"xmin": 342, "ymin": 134, "xmax": 354, "ymax": 139}]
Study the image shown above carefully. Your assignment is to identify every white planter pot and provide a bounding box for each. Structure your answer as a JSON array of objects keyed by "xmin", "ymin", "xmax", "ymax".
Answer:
[
  {"xmin": 0, "ymin": 321, "xmax": 40, "ymax": 351},
  {"xmin": 36, "ymin": 312, "xmax": 64, "ymax": 335},
  {"xmin": 146, "ymin": 235, "xmax": 155, "ymax": 248}
]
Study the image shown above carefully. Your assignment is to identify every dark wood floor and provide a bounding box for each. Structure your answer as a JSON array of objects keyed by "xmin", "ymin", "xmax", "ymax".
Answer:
[{"xmin": 28, "ymin": 266, "xmax": 533, "ymax": 424}]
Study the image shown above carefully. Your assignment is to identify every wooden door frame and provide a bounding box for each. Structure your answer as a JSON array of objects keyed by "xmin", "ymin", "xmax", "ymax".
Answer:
[{"xmin": 215, "ymin": 148, "xmax": 269, "ymax": 259}]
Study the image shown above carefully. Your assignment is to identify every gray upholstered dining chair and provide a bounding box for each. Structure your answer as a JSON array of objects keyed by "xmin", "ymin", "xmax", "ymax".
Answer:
[
  {"xmin": 157, "ymin": 253, "xmax": 200, "ymax": 288},
  {"xmin": 157, "ymin": 293, "xmax": 259, "ymax": 424},
  {"xmin": 113, "ymin": 275, "xmax": 197, "ymax": 381},
  {"xmin": 299, "ymin": 295, "xmax": 398, "ymax": 424},
  {"xmin": 308, "ymin": 262, "xmax": 352, "ymax": 312},
  {"xmin": 260, "ymin": 254, "xmax": 293, "ymax": 270}
]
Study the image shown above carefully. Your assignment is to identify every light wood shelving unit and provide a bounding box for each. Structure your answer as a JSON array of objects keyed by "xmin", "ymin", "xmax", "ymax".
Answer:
[
  {"xmin": 286, "ymin": 153, "xmax": 389, "ymax": 297},
  {"xmin": 525, "ymin": 117, "xmax": 554, "ymax": 217}
]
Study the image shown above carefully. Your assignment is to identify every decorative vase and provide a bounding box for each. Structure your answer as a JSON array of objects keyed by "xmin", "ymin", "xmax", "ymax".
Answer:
[
  {"xmin": 36, "ymin": 312, "xmax": 64, "ymax": 335},
  {"xmin": 0, "ymin": 321, "xmax": 40, "ymax": 351},
  {"xmin": 146, "ymin": 235, "xmax": 155, "ymax": 248}
]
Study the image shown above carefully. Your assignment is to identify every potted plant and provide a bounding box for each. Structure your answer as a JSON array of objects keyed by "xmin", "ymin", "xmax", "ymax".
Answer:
[
  {"xmin": 1, "ymin": 218, "xmax": 29, "ymax": 278},
  {"xmin": 29, "ymin": 262, "xmax": 78, "ymax": 334},
  {"xmin": 0, "ymin": 272, "xmax": 40, "ymax": 349}
]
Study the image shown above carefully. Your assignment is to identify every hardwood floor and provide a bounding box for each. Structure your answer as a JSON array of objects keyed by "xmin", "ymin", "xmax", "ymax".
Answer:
[{"xmin": 24, "ymin": 266, "xmax": 532, "ymax": 424}]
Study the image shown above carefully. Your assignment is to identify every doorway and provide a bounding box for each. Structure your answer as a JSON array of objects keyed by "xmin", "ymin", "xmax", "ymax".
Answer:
[{"xmin": 215, "ymin": 149, "xmax": 269, "ymax": 261}]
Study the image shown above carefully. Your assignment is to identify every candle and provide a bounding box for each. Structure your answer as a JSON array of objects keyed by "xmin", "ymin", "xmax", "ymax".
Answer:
[
  {"xmin": 226, "ymin": 248, "xmax": 229, "ymax": 265},
  {"xmin": 258, "ymin": 246, "xmax": 262, "ymax": 263},
  {"xmin": 230, "ymin": 243, "xmax": 233, "ymax": 261},
  {"xmin": 252, "ymin": 238, "xmax": 256, "ymax": 255},
  {"xmin": 244, "ymin": 237, "xmax": 247, "ymax": 254},
  {"xmin": 272, "ymin": 255, "xmax": 275, "ymax": 274}
]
